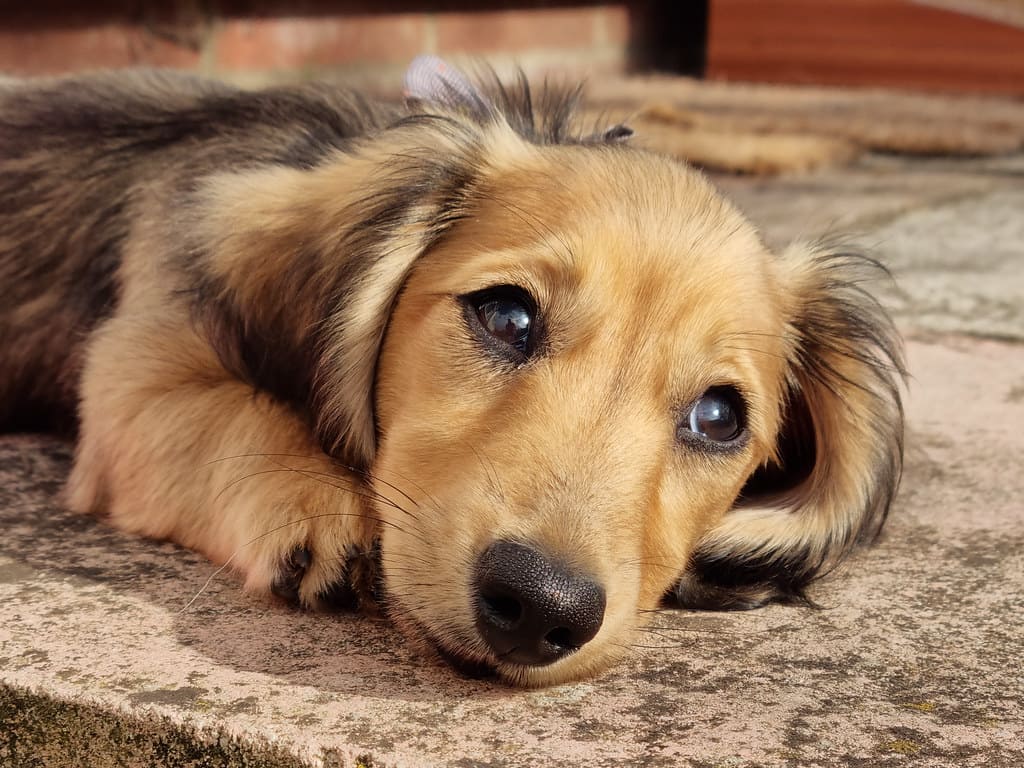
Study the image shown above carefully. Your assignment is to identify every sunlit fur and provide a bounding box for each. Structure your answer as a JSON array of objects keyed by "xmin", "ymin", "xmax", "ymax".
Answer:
[{"xmin": 0, "ymin": 69, "xmax": 904, "ymax": 686}]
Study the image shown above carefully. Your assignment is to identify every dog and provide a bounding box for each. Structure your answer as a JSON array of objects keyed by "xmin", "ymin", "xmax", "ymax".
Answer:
[{"xmin": 0, "ymin": 57, "xmax": 904, "ymax": 687}]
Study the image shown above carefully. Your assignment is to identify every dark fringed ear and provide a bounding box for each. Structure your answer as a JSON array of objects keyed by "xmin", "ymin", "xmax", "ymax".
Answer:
[
  {"xmin": 310, "ymin": 128, "xmax": 483, "ymax": 468},
  {"xmin": 314, "ymin": 63, "xmax": 596, "ymax": 467},
  {"xmin": 672, "ymin": 243, "xmax": 907, "ymax": 610}
]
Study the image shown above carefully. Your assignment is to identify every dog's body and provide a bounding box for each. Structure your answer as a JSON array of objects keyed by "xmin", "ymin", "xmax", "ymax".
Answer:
[{"xmin": 0, "ymin": 63, "xmax": 904, "ymax": 686}]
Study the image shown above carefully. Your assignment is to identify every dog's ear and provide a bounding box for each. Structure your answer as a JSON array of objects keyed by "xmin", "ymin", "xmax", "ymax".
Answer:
[
  {"xmin": 672, "ymin": 244, "xmax": 906, "ymax": 609},
  {"xmin": 403, "ymin": 55, "xmax": 491, "ymax": 115},
  {"xmin": 191, "ymin": 119, "xmax": 485, "ymax": 471},
  {"xmin": 309, "ymin": 133, "xmax": 483, "ymax": 469}
]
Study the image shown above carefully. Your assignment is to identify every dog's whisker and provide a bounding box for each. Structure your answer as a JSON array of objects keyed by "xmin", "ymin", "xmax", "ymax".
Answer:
[
  {"xmin": 211, "ymin": 466, "xmax": 414, "ymax": 521},
  {"xmin": 249, "ymin": 455, "xmax": 428, "ymax": 519},
  {"xmin": 720, "ymin": 330, "xmax": 789, "ymax": 341},
  {"xmin": 719, "ymin": 345, "xmax": 790, "ymax": 362},
  {"xmin": 364, "ymin": 464, "xmax": 446, "ymax": 513},
  {"xmin": 179, "ymin": 507, "xmax": 436, "ymax": 612},
  {"xmin": 205, "ymin": 451, "xmax": 330, "ymax": 466},
  {"xmin": 463, "ymin": 439, "xmax": 507, "ymax": 507},
  {"xmin": 240, "ymin": 455, "xmax": 427, "ymax": 525}
]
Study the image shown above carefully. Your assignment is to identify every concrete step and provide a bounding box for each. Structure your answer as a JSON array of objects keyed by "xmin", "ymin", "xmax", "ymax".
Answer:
[{"xmin": 3, "ymin": 154, "xmax": 1023, "ymax": 767}]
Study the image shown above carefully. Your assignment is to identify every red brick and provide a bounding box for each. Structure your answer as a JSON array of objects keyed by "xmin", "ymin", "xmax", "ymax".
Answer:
[
  {"xmin": 214, "ymin": 14, "xmax": 428, "ymax": 71},
  {"xmin": 0, "ymin": 24, "xmax": 200, "ymax": 75},
  {"xmin": 707, "ymin": 0, "xmax": 1024, "ymax": 95},
  {"xmin": 436, "ymin": 7, "xmax": 603, "ymax": 54}
]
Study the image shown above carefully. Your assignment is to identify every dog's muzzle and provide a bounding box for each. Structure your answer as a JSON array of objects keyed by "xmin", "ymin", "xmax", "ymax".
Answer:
[{"xmin": 474, "ymin": 540, "xmax": 606, "ymax": 666}]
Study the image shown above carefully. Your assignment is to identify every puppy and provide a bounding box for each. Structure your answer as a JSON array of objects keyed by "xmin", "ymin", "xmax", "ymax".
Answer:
[{"xmin": 0, "ymin": 58, "xmax": 904, "ymax": 687}]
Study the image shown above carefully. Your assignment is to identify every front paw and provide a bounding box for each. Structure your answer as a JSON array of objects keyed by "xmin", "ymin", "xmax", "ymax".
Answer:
[{"xmin": 270, "ymin": 540, "xmax": 382, "ymax": 613}]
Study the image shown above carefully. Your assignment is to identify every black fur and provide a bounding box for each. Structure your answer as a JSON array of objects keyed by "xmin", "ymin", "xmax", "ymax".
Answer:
[{"xmin": 0, "ymin": 70, "xmax": 590, "ymax": 441}]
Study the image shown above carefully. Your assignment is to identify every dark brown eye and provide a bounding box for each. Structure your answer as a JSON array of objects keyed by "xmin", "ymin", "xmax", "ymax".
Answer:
[
  {"xmin": 462, "ymin": 285, "xmax": 537, "ymax": 359},
  {"xmin": 682, "ymin": 386, "xmax": 746, "ymax": 445}
]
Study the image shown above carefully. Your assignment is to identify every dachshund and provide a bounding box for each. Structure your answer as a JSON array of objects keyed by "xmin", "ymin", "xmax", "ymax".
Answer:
[{"xmin": 0, "ymin": 58, "xmax": 904, "ymax": 686}]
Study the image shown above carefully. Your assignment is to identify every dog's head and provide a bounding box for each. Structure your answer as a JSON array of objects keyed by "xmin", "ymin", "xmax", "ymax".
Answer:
[{"xmin": 204, "ymin": 62, "xmax": 905, "ymax": 686}]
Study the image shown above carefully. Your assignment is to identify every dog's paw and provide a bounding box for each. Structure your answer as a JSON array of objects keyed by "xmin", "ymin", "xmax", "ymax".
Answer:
[
  {"xmin": 270, "ymin": 543, "xmax": 380, "ymax": 612},
  {"xmin": 233, "ymin": 503, "xmax": 381, "ymax": 612}
]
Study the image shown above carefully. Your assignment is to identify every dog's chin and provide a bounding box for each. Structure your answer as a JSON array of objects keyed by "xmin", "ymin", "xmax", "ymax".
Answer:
[
  {"xmin": 397, "ymin": 612, "xmax": 607, "ymax": 687},
  {"xmin": 430, "ymin": 638, "xmax": 500, "ymax": 681},
  {"xmin": 388, "ymin": 607, "xmax": 575, "ymax": 686}
]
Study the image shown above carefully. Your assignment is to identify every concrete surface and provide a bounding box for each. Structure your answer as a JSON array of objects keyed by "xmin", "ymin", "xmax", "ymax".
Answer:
[{"xmin": 2, "ymin": 150, "xmax": 1023, "ymax": 767}]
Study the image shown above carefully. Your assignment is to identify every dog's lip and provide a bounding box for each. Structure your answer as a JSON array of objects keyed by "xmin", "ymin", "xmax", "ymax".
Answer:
[
  {"xmin": 423, "ymin": 627, "xmax": 578, "ymax": 682},
  {"xmin": 430, "ymin": 637, "xmax": 500, "ymax": 680}
]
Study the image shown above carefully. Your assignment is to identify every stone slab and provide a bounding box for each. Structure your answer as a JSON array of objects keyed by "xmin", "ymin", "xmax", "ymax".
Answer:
[
  {"xmin": 3, "ymin": 153, "xmax": 1024, "ymax": 767},
  {"xmin": 2, "ymin": 335, "xmax": 1022, "ymax": 767}
]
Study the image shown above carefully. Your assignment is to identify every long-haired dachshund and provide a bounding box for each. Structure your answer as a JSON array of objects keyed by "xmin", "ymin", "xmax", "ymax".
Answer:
[{"xmin": 0, "ymin": 58, "xmax": 904, "ymax": 686}]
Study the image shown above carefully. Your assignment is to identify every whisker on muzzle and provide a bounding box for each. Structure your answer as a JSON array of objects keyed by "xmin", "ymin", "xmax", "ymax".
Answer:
[{"xmin": 178, "ymin": 461, "xmax": 433, "ymax": 612}]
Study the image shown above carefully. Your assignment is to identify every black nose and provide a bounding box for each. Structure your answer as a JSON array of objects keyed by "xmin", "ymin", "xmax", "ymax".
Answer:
[{"xmin": 474, "ymin": 540, "xmax": 606, "ymax": 666}]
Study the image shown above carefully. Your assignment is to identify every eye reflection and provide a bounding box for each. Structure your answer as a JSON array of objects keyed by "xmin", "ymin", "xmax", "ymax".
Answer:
[
  {"xmin": 462, "ymin": 285, "xmax": 538, "ymax": 359},
  {"xmin": 682, "ymin": 386, "xmax": 746, "ymax": 444},
  {"xmin": 477, "ymin": 298, "xmax": 531, "ymax": 352}
]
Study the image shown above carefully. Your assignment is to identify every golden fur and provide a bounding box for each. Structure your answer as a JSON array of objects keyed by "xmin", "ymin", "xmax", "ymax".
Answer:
[{"xmin": 0, "ymin": 65, "xmax": 904, "ymax": 687}]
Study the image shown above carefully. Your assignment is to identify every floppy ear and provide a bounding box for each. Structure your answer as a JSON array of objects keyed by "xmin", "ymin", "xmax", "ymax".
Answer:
[
  {"xmin": 188, "ymin": 118, "xmax": 485, "ymax": 470},
  {"xmin": 192, "ymin": 60, "xmax": 598, "ymax": 472},
  {"xmin": 672, "ymin": 243, "xmax": 907, "ymax": 609}
]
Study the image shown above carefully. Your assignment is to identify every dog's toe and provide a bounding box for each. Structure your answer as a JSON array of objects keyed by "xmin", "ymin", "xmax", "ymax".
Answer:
[
  {"xmin": 269, "ymin": 544, "xmax": 365, "ymax": 611},
  {"xmin": 270, "ymin": 545, "xmax": 312, "ymax": 606}
]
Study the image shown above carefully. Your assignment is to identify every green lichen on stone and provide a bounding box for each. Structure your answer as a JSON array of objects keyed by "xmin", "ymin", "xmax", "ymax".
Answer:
[
  {"xmin": 883, "ymin": 739, "xmax": 921, "ymax": 755},
  {"xmin": 0, "ymin": 683, "xmax": 311, "ymax": 768}
]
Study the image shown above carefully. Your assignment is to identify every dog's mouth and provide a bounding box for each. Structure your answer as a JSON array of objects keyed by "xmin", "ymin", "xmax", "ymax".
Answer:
[{"xmin": 430, "ymin": 636, "xmax": 501, "ymax": 680}]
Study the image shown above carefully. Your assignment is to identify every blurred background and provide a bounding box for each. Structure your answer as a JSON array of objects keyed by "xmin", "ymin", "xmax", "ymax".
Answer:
[
  {"xmin": 4, "ymin": 0, "xmax": 1022, "ymax": 176},
  {"xmin": 2, "ymin": 0, "xmax": 1022, "ymax": 94}
]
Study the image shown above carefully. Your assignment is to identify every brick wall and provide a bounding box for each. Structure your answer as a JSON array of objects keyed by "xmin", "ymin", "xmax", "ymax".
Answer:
[
  {"xmin": 0, "ymin": 1, "xmax": 640, "ymax": 89},
  {"xmin": 706, "ymin": 0, "xmax": 1024, "ymax": 95}
]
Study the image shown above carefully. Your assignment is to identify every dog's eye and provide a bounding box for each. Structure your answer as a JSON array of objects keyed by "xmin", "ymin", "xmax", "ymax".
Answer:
[
  {"xmin": 681, "ymin": 386, "xmax": 746, "ymax": 445},
  {"xmin": 463, "ymin": 286, "xmax": 537, "ymax": 358}
]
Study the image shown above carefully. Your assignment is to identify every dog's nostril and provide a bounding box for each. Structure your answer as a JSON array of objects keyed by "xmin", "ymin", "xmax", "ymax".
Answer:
[
  {"xmin": 544, "ymin": 626, "xmax": 576, "ymax": 652},
  {"xmin": 482, "ymin": 593, "xmax": 522, "ymax": 627}
]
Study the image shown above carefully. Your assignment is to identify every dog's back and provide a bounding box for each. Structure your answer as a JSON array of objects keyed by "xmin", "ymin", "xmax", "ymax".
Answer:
[{"xmin": 0, "ymin": 71, "xmax": 396, "ymax": 430}]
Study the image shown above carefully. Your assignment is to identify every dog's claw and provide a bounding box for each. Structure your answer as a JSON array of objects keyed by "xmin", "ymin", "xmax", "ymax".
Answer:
[
  {"xmin": 271, "ymin": 545, "xmax": 312, "ymax": 606},
  {"xmin": 317, "ymin": 579, "xmax": 360, "ymax": 611}
]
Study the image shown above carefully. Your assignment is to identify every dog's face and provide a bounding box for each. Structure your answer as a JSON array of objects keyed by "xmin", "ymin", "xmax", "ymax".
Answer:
[{"xmin": 372, "ymin": 144, "xmax": 797, "ymax": 685}]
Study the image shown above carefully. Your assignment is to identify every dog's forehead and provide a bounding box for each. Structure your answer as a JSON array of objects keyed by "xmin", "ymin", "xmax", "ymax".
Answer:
[
  {"xmin": 469, "ymin": 143, "xmax": 777, "ymax": 309},
  {"xmin": 420, "ymin": 142, "xmax": 788, "ymax": 404}
]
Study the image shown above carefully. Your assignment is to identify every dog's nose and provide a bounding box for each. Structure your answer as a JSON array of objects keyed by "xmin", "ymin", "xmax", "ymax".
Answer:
[{"xmin": 474, "ymin": 540, "xmax": 606, "ymax": 666}]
